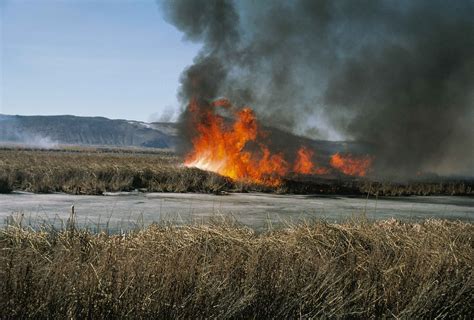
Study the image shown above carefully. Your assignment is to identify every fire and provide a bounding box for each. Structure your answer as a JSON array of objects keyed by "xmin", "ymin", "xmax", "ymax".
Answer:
[
  {"xmin": 329, "ymin": 153, "xmax": 373, "ymax": 177},
  {"xmin": 184, "ymin": 98, "xmax": 373, "ymax": 185},
  {"xmin": 293, "ymin": 146, "xmax": 328, "ymax": 175},
  {"xmin": 184, "ymin": 98, "xmax": 288, "ymax": 185}
]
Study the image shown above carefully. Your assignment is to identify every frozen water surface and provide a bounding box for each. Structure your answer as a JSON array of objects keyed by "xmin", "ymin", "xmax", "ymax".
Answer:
[{"xmin": 1, "ymin": 192, "xmax": 473, "ymax": 231}]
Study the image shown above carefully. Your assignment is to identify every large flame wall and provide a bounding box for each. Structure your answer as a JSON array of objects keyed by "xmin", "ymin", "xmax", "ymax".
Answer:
[{"xmin": 184, "ymin": 99, "xmax": 372, "ymax": 186}]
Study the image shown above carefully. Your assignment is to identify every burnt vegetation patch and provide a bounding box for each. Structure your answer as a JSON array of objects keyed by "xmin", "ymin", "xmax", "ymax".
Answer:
[{"xmin": 0, "ymin": 175, "xmax": 13, "ymax": 194}]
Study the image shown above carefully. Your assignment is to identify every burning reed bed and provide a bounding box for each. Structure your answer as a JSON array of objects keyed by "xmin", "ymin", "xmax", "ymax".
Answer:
[
  {"xmin": 0, "ymin": 148, "xmax": 472, "ymax": 196},
  {"xmin": 1, "ymin": 219, "xmax": 472, "ymax": 319}
]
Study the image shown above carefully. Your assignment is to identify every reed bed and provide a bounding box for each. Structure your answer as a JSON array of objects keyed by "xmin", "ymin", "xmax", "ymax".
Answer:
[
  {"xmin": 0, "ymin": 148, "xmax": 232, "ymax": 194},
  {"xmin": 0, "ymin": 148, "xmax": 472, "ymax": 195},
  {"xmin": 1, "ymin": 219, "xmax": 472, "ymax": 319}
]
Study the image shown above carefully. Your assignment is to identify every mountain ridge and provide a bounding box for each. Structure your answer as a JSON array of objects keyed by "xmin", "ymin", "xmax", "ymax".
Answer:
[
  {"xmin": 0, "ymin": 114, "xmax": 178, "ymax": 149},
  {"xmin": 0, "ymin": 114, "xmax": 366, "ymax": 158}
]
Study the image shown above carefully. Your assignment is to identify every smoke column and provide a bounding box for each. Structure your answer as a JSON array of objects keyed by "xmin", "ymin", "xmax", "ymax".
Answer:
[{"xmin": 162, "ymin": 0, "xmax": 474, "ymax": 178}]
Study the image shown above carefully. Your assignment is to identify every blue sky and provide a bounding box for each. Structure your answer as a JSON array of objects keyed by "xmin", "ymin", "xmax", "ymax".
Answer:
[{"xmin": 0, "ymin": 0, "xmax": 201, "ymax": 121}]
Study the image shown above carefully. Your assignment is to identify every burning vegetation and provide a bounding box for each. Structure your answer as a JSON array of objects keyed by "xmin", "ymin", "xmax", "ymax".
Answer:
[
  {"xmin": 184, "ymin": 98, "xmax": 373, "ymax": 186},
  {"xmin": 330, "ymin": 153, "xmax": 373, "ymax": 177},
  {"xmin": 1, "ymin": 148, "xmax": 472, "ymax": 196},
  {"xmin": 164, "ymin": 0, "xmax": 474, "ymax": 179}
]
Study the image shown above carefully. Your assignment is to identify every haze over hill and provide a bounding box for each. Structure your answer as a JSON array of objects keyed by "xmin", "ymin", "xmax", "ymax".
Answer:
[
  {"xmin": 0, "ymin": 114, "xmax": 363, "ymax": 157},
  {"xmin": 0, "ymin": 114, "xmax": 178, "ymax": 149}
]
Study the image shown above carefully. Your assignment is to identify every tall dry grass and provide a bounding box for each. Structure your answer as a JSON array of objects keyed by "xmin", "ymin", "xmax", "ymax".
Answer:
[
  {"xmin": 0, "ymin": 148, "xmax": 232, "ymax": 194},
  {"xmin": 1, "ymin": 148, "xmax": 472, "ymax": 195},
  {"xmin": 1, "ymin": 219, "xmax": 472, "ymax": 319}
]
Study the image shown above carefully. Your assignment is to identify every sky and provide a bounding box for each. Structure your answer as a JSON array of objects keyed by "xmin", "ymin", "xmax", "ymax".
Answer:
[{"xmin": 0, "ymin": 0, "xmax": 201, "ymax": 122}]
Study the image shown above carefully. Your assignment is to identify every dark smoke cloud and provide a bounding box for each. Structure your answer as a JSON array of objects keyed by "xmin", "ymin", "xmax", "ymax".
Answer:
[{"xmin": 162, "ymin": 0, "xmax": 474, "ymax": 177}]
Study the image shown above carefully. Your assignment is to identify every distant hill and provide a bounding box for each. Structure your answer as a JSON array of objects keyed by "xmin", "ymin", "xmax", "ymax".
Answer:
[
  {"xmin": 0, "ymin": 114, "xmax": 369, "ymax": 158},
  {"xmin": 0, "ymin": 114, "xmax": 178, "ymax": 149}
]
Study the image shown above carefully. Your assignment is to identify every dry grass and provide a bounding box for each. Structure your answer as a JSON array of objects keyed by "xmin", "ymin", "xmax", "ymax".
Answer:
[
  {"xmin": 1, "ymin": 147, "xmax": 472, "ymax": 196},
  {"xmin": 1, "ymin": 218, "xmax": 472, "ymax": 319},
  {"xmin": 0, "ymin": 148, "xmax": 232, "ymax": 194}
]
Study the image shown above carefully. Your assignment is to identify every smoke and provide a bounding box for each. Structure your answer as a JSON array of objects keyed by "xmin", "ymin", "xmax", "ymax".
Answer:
[
  {"xmin": 148, "ymin": 106, "xmax": 178, "ymax": 123},
  {"xmin": 0, "ymin": 115, "xmax": 59, "ymax": 149},
  {"xmin": 163, "ymin": 0, "xmax": 474, "ymax": 177}
]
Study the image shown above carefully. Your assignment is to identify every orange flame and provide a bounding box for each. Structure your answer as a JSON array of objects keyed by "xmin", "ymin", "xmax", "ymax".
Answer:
[
  {"xmin": 184, "ymin": 98, "xmax": 288, "ymax": 185},
  {"xmin": 329, "ymin": 153, "xmax": 373, "ymax": 177},
  {"xmin": 293, "ymin": 146, "xmax": 329, "ymax": 175},
  {"xmin": 185, "ymin": 98, "xmax": 373, "ymax": 185}
]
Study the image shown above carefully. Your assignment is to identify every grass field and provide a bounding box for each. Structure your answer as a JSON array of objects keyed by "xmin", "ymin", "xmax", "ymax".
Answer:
[
  {"xmin": 0, "ymin": 147, "xmax": 233, "ymax": 194},
  {"xmin": 1, "ymin": 218, "xmax": 472, "ymax": 319},
  {"xmin": 0, "ymin": 147, "xmax": 472, "ymax": 196}
]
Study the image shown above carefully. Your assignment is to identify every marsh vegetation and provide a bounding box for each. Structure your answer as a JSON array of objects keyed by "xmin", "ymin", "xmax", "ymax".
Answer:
[
  {"xmin": 1, "ymin": 218, "xmax": 472, "ymax": 319},
  {"xmin": 0, "ymin": 147, "xmax": 472, "ymax": 196}
]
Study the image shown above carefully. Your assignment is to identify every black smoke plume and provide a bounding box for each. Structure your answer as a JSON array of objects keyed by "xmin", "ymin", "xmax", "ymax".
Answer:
[{"xmin": 163, "ymin": 0, "xmax": 474, "ymax": 178}]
